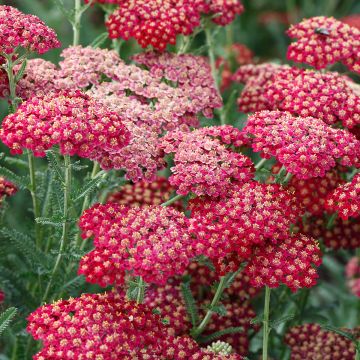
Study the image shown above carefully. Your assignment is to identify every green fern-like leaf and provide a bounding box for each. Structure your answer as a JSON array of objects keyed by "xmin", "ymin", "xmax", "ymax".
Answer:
[
  {"xmin": 180, "ymin": 281, "xmax": 200, "ymax": 327},
  {"xmin": 0, "ymin": 165, "xmax": 28, "ymax": 189},
  {"xmin": 198, "ymin": 326, "xmax": 244, "ymax": 344},
  {"xmin": 0, "ymin": 307, "xmax": 17, "ymax": 336},
  {"xmin": 73, "ymin": 172, "xmax": 107, "ymax": 202}
]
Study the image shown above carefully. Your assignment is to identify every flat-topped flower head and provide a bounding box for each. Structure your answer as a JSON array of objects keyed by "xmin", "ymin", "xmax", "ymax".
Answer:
[
  {"xmin": 160, "ymin": 127, "xmax": 253, "ymax": 197},
  {"xmin": 27, "ymin": 291, "xmax": 171, "ymax": 359},
  {"xmin": 245, "ymin": 234, "xmax": 322, "ymax": 292},
  {"xmin": 0, "ymin": 5, "xmax": 60, "ymax": 55},
  {"xmin": 325, "ymin": 173, "xmax": 360, "ymax": 220},
  {"xmin": 245, "ymin": 111, "xmax": 360, "ymax": 179},
  {"xmin": 265, "ymin": 68, "xmax": 360, "ymax": 129},
  {"xmin": 79, "ymin": 203, "xmax": 195, "ymax": 285},
  {"xmin": 285, "ymin": 323, "xmax": 358, "ymax": 359},
  {"xmin": 188, "ymin": 181, "xmax": 303, "ymax": 260},
  {"xmin": 287, "ymin": 16, "xmax": 360, "ymax": 72},
  {"xmin": 106, "ymin": 0, "xmax": 203, "ymax": 51},
  {"xmin": 0, "ymin": 90, "xmax": 130, "ymax": 162},
  {"xmin": 346, "ymin": 257, "xmax": 360, "ymax": 297},
  {"xmin": 207, "ymin": 0, "xmax": 244, "ymax": 26}
]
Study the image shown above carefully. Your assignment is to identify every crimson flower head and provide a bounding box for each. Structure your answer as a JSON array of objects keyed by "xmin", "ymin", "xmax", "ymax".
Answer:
[
  {"xmin": 245, "ymin": 110, "xmax": 360, "ymax": 179},
  {"xmin": 287, "ymin": 16, "xmax": 360, "ymax": 73},
  {"xmin": 160, "ymin": 126, "xmax": 253, "ymax": 197},
  {"xmin": 0, "ymin": 177, "xmax": 17, "ymax": 202},
  {"xmin": 285, "ymin": 324, "xmax": 359, "ymax": 359},
  {"xmin": 79, "ymin": 203, "xmax": 195, "ymax": 286},
  {"xmin": 0, "ymin": 90, "xmax": 130, "ymax": 162},
  {"xmin": 27, "ymin": 291, "xmax": 172, "ymax": 359},
  {"xmin": 325, "ymin": 173, "xmax": 360, "ymax": 220},
  {"xmin": 0, "ymin": 5, "xmax": 60, "ymax": 55},
  {"xmin": 207, "ymin": 0, "xmax": 244, "ymax": 26},
  {"xmin": 245, "ymin": 234, "xmax": 322, "ymax": 292}
]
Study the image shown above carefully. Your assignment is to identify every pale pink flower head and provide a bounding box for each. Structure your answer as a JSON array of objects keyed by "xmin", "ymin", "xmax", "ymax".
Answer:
[
  {"xmin": 27, "ymin": 291, "xmax": 171, "ymax": 359},
  {"xmin": 325, "ymin": 173, "xmax": 360, "ymax": 220},
  {"xmin": 160, "ymin": 127, "xmax": 253, "ymax": 197},
  {"xmin": 287, "ymin": 16, "xmax": 360, "ymax": 73},
  {"xmin": 346, "ymin": 257, "xmax": 360, "ymax": 297},
  {"xmin": 0, "ymin": 5, "xmax": 60, "ymax": 55},
  {"xmin": 78, "ymin": 203, "xmax": 195, "ymax": 286},
  {"xmin": 245, "ymin": 110, "xmax": 360, "ymax": 179},
  {"xmin": 0, "ymin": 90, "xmax": 130, "ymax": 162},
  {"xmin": 245, "ymin": 234, "xmax": 322, "ymax": 292}
]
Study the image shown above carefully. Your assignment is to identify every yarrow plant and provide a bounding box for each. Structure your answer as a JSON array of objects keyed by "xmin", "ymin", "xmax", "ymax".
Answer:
[{"xmin": 0, "ymin": 2, "xmax": 359, "ymax": 360}]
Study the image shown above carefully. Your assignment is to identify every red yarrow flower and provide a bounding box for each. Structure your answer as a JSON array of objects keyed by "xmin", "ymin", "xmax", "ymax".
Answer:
[
  {"xmin": 245, "ymin": 110, "xmax": 360, "ymax": 179},
  {"xmin": 286, "ymin": 16, "xmax": 360, "ymax": 73},
  {"xmin": 0, "ymin": 177, "xmax": 17, "ymax": 203},
  {"xmin": 325, "ymin": 173, "xmax": 360, "ymax": 220},
  {"xmin": 79, "ymin": 203, "xmax": 195, "ymax": 286},
  {"xmin": 0, "ymin": 5, "xmax": 60, "ymax": 55}
]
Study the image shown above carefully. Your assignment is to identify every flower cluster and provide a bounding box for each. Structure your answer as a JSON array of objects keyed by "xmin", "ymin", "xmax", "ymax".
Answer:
[
  {"xmin": 245, "ymin": 234, "xmax": 322, "ymax": 291},
  {"xmin": 325, "ymin": 174, "xmax": 360, "ymax": 220},
  {"xmin": 0, "ymin": 5, "xmax": 60, "ymax": 54},
  {"xmin": 346, "ymin": 257, "xmax": 360, "ymax": 297},
  {"xmin": 107, "ymin": 177, "xmax": 182, "ymax": 209},
  {"xmin": 265, "ymin": 68, "xmax": 360, "ymax": 129},
  {"xmin": 207, "ymin": 0, "xmax": 244, "ymax": 26},
  {"xmin": 160, "ymin": 128, "xmax": 253, "ymax": 197},
  {"xmin": 297, "ymin": 216, "xmax": 360, "ymax": 250},
  {"xmin": 79, "ymin": 203, "xmax": 195, "ymax": 285},
  {"xmin": 0, "ymin": 91, "xmax": 130, "ymax": 162},
  {"xmin": 27, "ymin": 291, "xmax": 172, "ymax": 359},
  {"xmin": 285, "ymin": 323, "xmax": 358, "ymax": 359},
  {"xmin": 271, "ymin": 164, "xmax": 344, "ymax": 216},
  {"xmin": 287, "ymin": 16, "xmax": 360, "ymax": 73},
  {"xmin": 0, "ymin": 177, "xmax": 17, "ymax": 203},
  {"xmin": 188, "ymin": 181, "xmax": 302, "ymax": 260},
  {"xmin": 232, "ymin": 63, "xmax": 290, "ymax": 113},
  {"xmin": 245, "ymin": 110, "xmax": 360, "ymax": 179}
]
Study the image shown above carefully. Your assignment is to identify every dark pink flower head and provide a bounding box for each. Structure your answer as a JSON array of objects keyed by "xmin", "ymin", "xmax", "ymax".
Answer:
[
  {"xmin": 0, "ymin": 90, "xmax": 130, "ymax": 162},
  {"xmin": 79, "ymin": 203, "xmax": 195, "ymax": 286},
  {"xmin": 271, "ymin": 164, "xmax": 344, "ymax": 216},
  {"xmin": 265, "ymin": 68, "xmax": 360, "ymax": 129},
  {"xmin": 106, "ymin": 0, "xmax": 203, "ymax": 51},
  {"xmin": 188, "ymin": 181, "xmax": 303, "ymax": 260},
  {"xmin": 232, "ymin": 63, "xmax": 290, "ymax": 113},
  {"xmin": 287, "ymin": 16, "xmax": 360, "ymax": 73},
  {"xmin": 27, "ymin": 291, "xmax": 171, "ymax": 360},
  {"xmin": 245, "ymin": 234, "xmax": 322, "ymax": 291},
  {"xmin": 107, "ymin": 177, "xmax": 182, "ymax": 209},
  {"xmin": 0, "ymin": 5, "xmax": 60, "ymax": 55},
  {"xmin": 325, "ymin": 173, "xmax": 360, "ymax": 220},
  {"xmin": 285, "ymin": 324, "xmax": 358, "ymax": 360},
  {"xmin": 346, "ymin": 257, "xmax": 360, "ymax": 297},
  {"xmin": 133, "ymin": 52, "xmax": 222, "ymax": 118},
  {"xmin": 245, "ymin": 110, "xmax": 360, "ymax": 179},
  {"xmin": 160, "ymin": 127, "xmax": 253, "ymax": 197},
  {"xmin": 0, "ymin": 177, "xmax": 17, "ymax": 202},
  {"xmin": 207, "ymin": 0, "xmax": 244, "ymax": 26},
  {"xmin": 341, "ymin": 14, "xmax": 360, "ymax": 30},
  {"xmin": 297, "ymin": 215, "xmax": 360, "ymax": 250}
]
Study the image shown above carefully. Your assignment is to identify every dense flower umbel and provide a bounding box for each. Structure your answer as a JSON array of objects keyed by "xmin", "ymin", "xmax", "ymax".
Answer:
[
  {"xmin": 346, "ymin": 257, "xmax": 360, "ymax": 297},
  {"xmin": 342, "ymin": 14, "xmax": 360, "ymax": 30},
  {"xmin": 245, "ymin": 111, "xmax": 360, "ymax": 179},
  {"xmin": 0, "ymin": 5, "xmax": 60, "ymax": 55},
  {"xmin": 296, "ymin": 215, "xmax": 360, "ymax": 250},
  {"xmin": 0, "ymin": 177, "xmax": 17, "ymax": 202},
  {"xmin": 271, "ymin": 164, "xmax": 344, "ymax": 216},
  {"xmin": 79, "ymin": 203, "xmax": 195, "ymax": 285},
  {"xmin": 265, "ymin": 68, "xmax": 360, "ymax": 129},
  {"xmin": 27, "ymin": 291, "xmax": 172, "ymax": 359},
  {"xmin": 245, "ymin": 234, "xmax": 322, "ymax": 291},
  {"xmin": 106, "ymin": 0, "xmax": 203, "ymax": 51},
  {"xmin": 286, "ymin": 16, "xmax": 360, "ymax": 73},
  {"xmin": 0, "ymin": 91, "xmax": 130, "ymax": 161},
  {"xmin": 188, "ymin": 181, "xmax": 302, "ymax": 260},
  {"xmin": 207, "ymin": 0, "xmax": 244, "ymax": 26},
  {"xmin": 325, "ymin": 174, "xmax": 360, "ymax": 220},
  {"xmin": 285, "ymin": 323, "xmax": 358, "ymax": 360},
  {"xmin": 133, "ymin": 52, "xmax": 222, "ymax": 118},
  {"xmin": 232, "ymin": 63, "xmax": 290, "ymax": 113},
  {"xmin": 160, "ymin": 128, "xmax": 253, "ymax": 197},
  {"xmin": 108, "ymin": 177, "xmax": 182, "ymax": 209}
]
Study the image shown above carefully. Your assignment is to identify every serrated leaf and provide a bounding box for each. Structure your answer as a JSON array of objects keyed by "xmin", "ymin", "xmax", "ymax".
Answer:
[
  {"xmin": 203, "ymin": 303, "xmax": 227, "ymax": 316},
  {"xmin": 46, "ymin": 151, "xmax": 64, "ymax": 184},
  {"xmin": 250, "ymin": 315, "xmax": 263, "ymax": 325},
  {"xmin": 90, "ymin": 32, "xmax": 109, "ymax": 48},
  {"xmin": 0, "ymin": 307, "xmax": 17, "ymax": 336},
  {"xmin": 0, "ymin": 165, "xmax": 28, "ymax": 189},
  {"xmin": 270, "ymin": 314, "xmax": 295, "ymax": 328},
  {"xmin": 180, "ymin": 281, "xmax": 199, "ymax": 326},
  {"xmin": 14, "ymin": 59, "xmax": 27, "ymax": 83},
  {"xmin": 199, "ymin": 326, "xmax": 244, "ymax": 344},
  {"xmin": 73, "ymin": 172, "xmax": 107, "ymax": 202}
]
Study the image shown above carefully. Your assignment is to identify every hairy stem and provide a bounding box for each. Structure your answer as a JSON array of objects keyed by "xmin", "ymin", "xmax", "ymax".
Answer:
[
  {"xmin": 161, "ymin": 194, "xmax": 183, "ymax": 207},
  {"xmin": 255, "ymin": 158, "xmax": 267, "ymax": 170},
  {"xmin": 73, "ymin": 0, "xmax": 82, "ymax": 46},
  {"xmin": 42, "ymin": 155, "xmax": 72, "ymax": 303},
  {"xmin": 262, "ymin": 286, "xmax": 271, "ymax": 360},
  {"xmin": 136, "ymin": 277, "xmax": 145, "ymax": 304}
]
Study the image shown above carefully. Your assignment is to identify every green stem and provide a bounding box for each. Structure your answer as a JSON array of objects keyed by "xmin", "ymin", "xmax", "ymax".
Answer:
[
  {"xmin": 262, "ymin": 286, "xmax": 271, "ymax": 360},
  {"xmin": 136, "ymin": 277, "xmax": 145, "ymax": 304},
  {"xmin": 161, "ymin": 194, "xmax": 183, "ymax": 207},
  {"xmin": 4, "ymin": 55, "xmax": 17, "ymax": 107},
  {"xmin": 204, "ymin": 26, "xmax": 225, "ymax": 125},
  {"xmin": 283, "ymin": 171, "xmax": 293, "ymax": 184},
  {"xmin": 356, "ymin": 347, "xmax": 360, "ymax": 360},
  {"xmin": 73, "ymin": 0, "xmax": 82, "ymax": 46},
  {"xmin": 27, "ymin": 152, "xmax": 41, "ymax": 247},
  {"xmin": 255, "ymin": 158, "xmax": 267, "ymax": 170},
  {"xmin": 326, "ymin": 212, "xmax": 338, "ymax": 229},
  {"xmin": 42, "ymin": 155, "xmax": 72, "ymax": 303}
]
